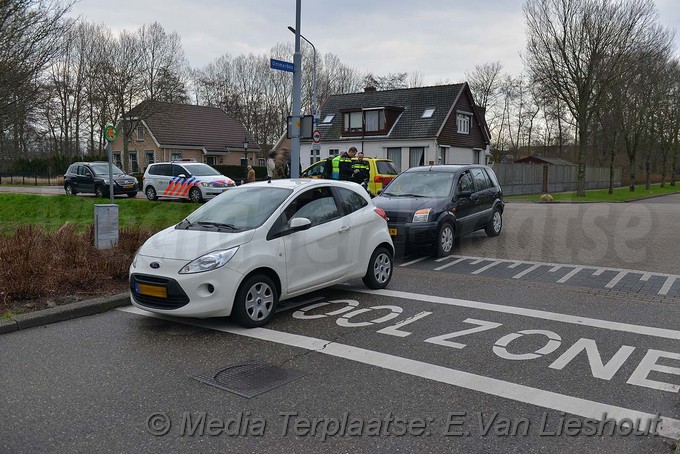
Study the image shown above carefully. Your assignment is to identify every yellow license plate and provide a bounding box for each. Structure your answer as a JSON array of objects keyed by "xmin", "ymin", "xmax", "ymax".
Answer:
[
  {"xmin": 389, "ymin": 228, "xmax": 397, "ymax": 236},
  {"xmin": 137, "ymin": 283, "xmax": 167, "ymax": 298},
  {"xmin": 124, "ymin": 184, "xmax": 133, "ymax": 189}
]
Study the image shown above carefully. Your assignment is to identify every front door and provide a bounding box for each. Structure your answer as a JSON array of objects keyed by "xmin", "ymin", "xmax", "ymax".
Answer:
[
  {"xmin": 281, "ymin": 186, "xmax": 350, "ymax": 293},
  {"xmin": 77, "ymin": 166, "xmax": 95, "ymax": 193},
  {"xmin": 454, "ymin": 170, "xmax": 477, "ymax": 235}
]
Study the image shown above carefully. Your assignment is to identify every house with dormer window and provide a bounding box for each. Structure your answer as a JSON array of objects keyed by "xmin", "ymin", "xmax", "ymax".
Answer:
[
  {"xmin": 298, "ymin": 83, "xmax": 490, "ymax": 171},
  {"xmin": 109, "ymin": 101, "xmax": 260, "ymax": 173}
]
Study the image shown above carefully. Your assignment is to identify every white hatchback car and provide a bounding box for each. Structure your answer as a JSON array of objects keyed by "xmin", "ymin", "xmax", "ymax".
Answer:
[
  {"xmin": 129, "ymin": 179, "xmax": 394, "ymax": 327},
  {"xmin": 143, "ymin": 161, "xmax": 236, "ymax": 202}
]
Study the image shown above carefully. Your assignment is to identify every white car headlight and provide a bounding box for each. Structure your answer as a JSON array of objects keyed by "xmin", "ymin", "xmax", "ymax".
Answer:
[
  {"xmin": 412, "ymin": 208, "xmax": 431, "ymax": 223},
  {"xmin": 103, "ymin": 179, "xmax": 110, "ymax": 184},
  {"xmin": 179, "ymin": 247, "xmax": 239, "ymax": 274}
]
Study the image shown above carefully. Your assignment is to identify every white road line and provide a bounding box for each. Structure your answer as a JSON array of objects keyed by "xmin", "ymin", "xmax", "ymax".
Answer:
[
  {"xmin": 434, "ymin": 257, "xmax": 467, "ymax": 271},
  {"xmin": 549, "ymin": 266, "xmax": 562, "ymax": 272},
  {"xmin": 508, "ymin": 262, "xmax": 523, "ymax": 269},
  {"xmin": 471, "ymin": 261, "xmax": 502, "ymax": 275},
  {"xmin": 435, "ymin": 255, "xmax": 460, "ymax": 263},
  {"xmin": 512, "ymin": 264, "xmax": 541, "ymax": 279},
  {"xmin": 605, "ymin": 271, "xmax": 629, "ymax": 289},
  {"xmin": 119, "ymin": 306, "xmax": 680, "ymax": 441},
  {"xmin": 399, "ymin": 256, "xmax": 428, "ymax": 267},
  {"xmin": 470, "ymin": 259, "xmax": 485, "ymax": 265},
  {"xmin": 556, "ymin": 267, "xmax": 584, "ymax": 284},
  {"xmin": 640, "ymin": 273, "xmax": 653, "ymax": 282},
  {"xmin": 349, "ymin": 288, "xmax": 680, "ymax": 341},
  {"xmin": 659, "ymin": 277, "xmax": 677, "ymax": 296},
  {"xmin": 439, "ymin": 254, "xmax": 679, "ymax": 279}
]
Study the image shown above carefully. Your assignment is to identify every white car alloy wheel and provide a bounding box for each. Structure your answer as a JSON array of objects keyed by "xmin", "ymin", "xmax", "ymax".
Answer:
[
  {"xmin": 233, "ymin": 274, "xmax": 278, "ymax": 327},
  {"xmin": 363, "ymin": 246, "xmax": 393, "ymax": 289},
  {"xmin": 244, "ymin": 282, "xmax": 274, "ymax": 320}
]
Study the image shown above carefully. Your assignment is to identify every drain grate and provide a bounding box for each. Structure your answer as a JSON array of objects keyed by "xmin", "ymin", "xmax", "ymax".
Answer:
[{"xmin": 194, "ymin": 363, "xmax": 307, "ymax": 398}]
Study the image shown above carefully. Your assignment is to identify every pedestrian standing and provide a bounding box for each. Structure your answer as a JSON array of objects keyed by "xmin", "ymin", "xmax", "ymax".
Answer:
[
  {"xmin": 247, "ymin": 165, "xmax": 256, "ymax": 183},
  {"xmin": 266, "ymin": 150, "xmax": 276, "ymax": 179},
  {"xmin": 273, "ymin": 150, "xmax": 288, "ymax": 179},
  {"xmin": 352, "ymin": 152, "xmax": 370, "ymax": 184},
  {"xmin": 332, "ymin": 147, "xmax": 357, "ymax": 180}
]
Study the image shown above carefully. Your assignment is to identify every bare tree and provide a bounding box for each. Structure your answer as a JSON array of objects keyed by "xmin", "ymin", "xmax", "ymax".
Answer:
[
  {"xmin": 138, "ymin": 22, "xmax": 188, "ymax": 103},
  {"xmin": 523, "ymin": 0, "xmax": 666, "ymax": 196},
  {"xmin": 465, "ymin": 61, "xmax": 503, "ymax": 110},
  {"xmin": 0, "ymin": 0, "xmax": 73, "ymax": 158}
]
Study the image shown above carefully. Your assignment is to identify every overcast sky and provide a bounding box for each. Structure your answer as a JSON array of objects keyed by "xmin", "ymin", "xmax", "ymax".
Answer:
[{"xmin": 68, "ymin": 0, "xmax": 680, "ymax": 86}]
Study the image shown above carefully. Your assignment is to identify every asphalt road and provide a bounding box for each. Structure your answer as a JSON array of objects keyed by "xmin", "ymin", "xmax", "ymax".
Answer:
[{"xmin": 1, "ymin": 190, "xmax": 679, "ymax": 453}]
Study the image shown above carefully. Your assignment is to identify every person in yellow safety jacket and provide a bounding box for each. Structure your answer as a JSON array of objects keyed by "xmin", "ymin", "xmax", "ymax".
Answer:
[
  {"xmin": 331, "ymin": 147, "xmax": 357, "ymax": 180},
  {"xmin": 352, "ymin": 151, "xmax": 370, "ymax": 184}
]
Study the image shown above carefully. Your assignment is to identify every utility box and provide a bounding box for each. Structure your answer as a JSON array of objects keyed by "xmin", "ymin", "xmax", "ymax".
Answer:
[{"xmin": 94, "ymin": 204, "xmax": 119, "ymax": 249}]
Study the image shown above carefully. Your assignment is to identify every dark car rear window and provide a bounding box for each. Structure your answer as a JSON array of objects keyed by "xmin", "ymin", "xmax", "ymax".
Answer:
[{"xmin": 376, "ymin": 161, "xmax": 399, "ymax": 175}]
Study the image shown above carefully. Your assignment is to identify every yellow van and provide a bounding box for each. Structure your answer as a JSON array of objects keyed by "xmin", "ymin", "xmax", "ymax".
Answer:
[{"xmin": 301, "ymin": 157, "xmax": 399, "ymax": 194}]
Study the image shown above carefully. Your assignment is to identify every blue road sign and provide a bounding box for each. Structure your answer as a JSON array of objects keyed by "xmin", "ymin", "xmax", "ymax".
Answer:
[{"xmin": 270, "ymin": 58, "xmax": 295, "ymax": 73}]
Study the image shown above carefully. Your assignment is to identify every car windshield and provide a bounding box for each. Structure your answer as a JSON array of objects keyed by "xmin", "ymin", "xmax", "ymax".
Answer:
[
  {"xmin": 178, "ymin": 186, "xmax": 293, "ymax": 232},
  {"xmin": 382, "ymin": 172, "xmax": 454, "ymax": 198},
  {"xmin": 182, "ymin": 164, "xmax": 221, "ymax": 176},
  {"xmin": 91, "ymin": 164, "xmax": 124, "ymax": 175}
]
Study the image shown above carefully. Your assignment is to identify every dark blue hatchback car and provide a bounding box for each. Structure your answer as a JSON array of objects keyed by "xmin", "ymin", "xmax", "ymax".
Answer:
[{"xmin": 372, "ymin": 165, "xmax": 504, "ymax": 257}]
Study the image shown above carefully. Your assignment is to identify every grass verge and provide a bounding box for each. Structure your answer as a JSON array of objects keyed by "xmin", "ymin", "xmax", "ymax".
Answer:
[
  {"xmin": 505, "ymin": 183, "xmax": 680, "ymax": 202},
  {"xmin": 0, "ymin": 193, "xmax": 198, "ymax": 232}
]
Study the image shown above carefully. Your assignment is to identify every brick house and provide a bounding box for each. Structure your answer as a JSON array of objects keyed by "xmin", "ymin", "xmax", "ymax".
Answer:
[
  {"xmin": 297, "ymin": 83, "xmax": 491, "ymax": 171},
  {"xmin": 109, "ymin": 101, "xmax": 260, "ymax": 173}
]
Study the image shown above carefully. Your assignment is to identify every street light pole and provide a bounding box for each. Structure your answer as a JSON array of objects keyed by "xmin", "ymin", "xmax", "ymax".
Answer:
[
  {"xmin": 288, "ymin": 26, "xmax": 316, "ymax": 126},
  {"xmin": 290, "ymin": 0, "xmax": 302, "ymax": 178}
]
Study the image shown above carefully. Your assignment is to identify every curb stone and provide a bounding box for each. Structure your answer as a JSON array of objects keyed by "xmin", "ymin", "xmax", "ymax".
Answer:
[{"xmin": 0, "ymin": 293, "xmax": 129, "ymax": 334}]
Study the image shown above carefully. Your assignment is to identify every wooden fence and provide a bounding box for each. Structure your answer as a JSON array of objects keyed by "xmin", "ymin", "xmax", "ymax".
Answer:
[
  {"xmin": 491, "ymin": 163, "xmax": 622, "ymax": 195},
  {"xmin": 0, "ymin": 174, "xmax": 65, "ymax": 186}
]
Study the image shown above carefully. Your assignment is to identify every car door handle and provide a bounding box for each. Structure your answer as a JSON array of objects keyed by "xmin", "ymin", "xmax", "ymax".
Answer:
[{"xmin": 338, "ymin": 225, "xmax": 352, "ymax": 233}]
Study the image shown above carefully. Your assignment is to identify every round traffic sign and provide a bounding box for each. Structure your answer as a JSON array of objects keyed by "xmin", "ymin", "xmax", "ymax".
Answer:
[
  {"xmin": 312, "ymin": 129, "xmax": 321, "ymax": 143},
  {"xmin": 104, "ymin": 124, "xmax": 118, "ymax": 142}
]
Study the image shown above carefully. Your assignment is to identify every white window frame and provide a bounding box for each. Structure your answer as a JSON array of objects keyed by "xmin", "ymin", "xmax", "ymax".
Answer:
[
  {"xmin": 145, "ymin": 150, "xmax": 155, "ymax": 167},
  {"xmin": 322, "ymin": 115, "xmax": 334, "ymax": 124},
  {"xmin": 129, "ymin": 151, "xmax": 138, "ymax": 173},
  {"xmin": 457, "ymin": 113, "xmax": 471, "ymax": 134},
  {"xmin": 170, "ymin": 152, "xmax": 182, "ymax": 161},
  {"xmin": 328, "ymin": 148, "xmax": 339, "ymax": 157},
  {"xmin": 311, "ymin": 148, "xmax": 321, "ymax": 165},
  {"xmin": 387, "ymin": 147, "xmax": 401, "ymax": 171},
  {"xmin": 136, "ymin": 125, "xmax": 145, "ymax": 141}
]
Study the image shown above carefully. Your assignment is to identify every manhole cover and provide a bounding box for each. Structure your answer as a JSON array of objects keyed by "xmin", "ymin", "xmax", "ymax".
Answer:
[{"xmin": 194, "ymin": 363, "xmax": 307, "ymax": 398}]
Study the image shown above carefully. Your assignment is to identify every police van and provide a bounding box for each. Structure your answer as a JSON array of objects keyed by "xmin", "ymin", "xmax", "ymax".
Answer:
[{"xmin": 143, "ymin": 160, "xmax": 236, "ymax": 202}]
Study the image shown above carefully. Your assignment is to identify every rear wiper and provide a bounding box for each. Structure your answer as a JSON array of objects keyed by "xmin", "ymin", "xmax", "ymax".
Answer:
[{"xmin": 197, "ymin": 221, "xmax": 238, "ymax": 230}]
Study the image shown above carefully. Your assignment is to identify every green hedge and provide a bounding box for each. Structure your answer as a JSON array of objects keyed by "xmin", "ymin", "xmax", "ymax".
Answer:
[
  {"xmin": 213, "ymin": 165, "xmax": 267, "ymax": 181},
  {"xmin": 11, "ymin": 155, "xmax": 108, "ymax": 176}
]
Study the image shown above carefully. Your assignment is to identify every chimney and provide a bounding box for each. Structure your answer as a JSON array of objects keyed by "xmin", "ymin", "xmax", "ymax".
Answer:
[{"xmin": 364, "ymin": 85, "xmax": 377, "ymax": 92}]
